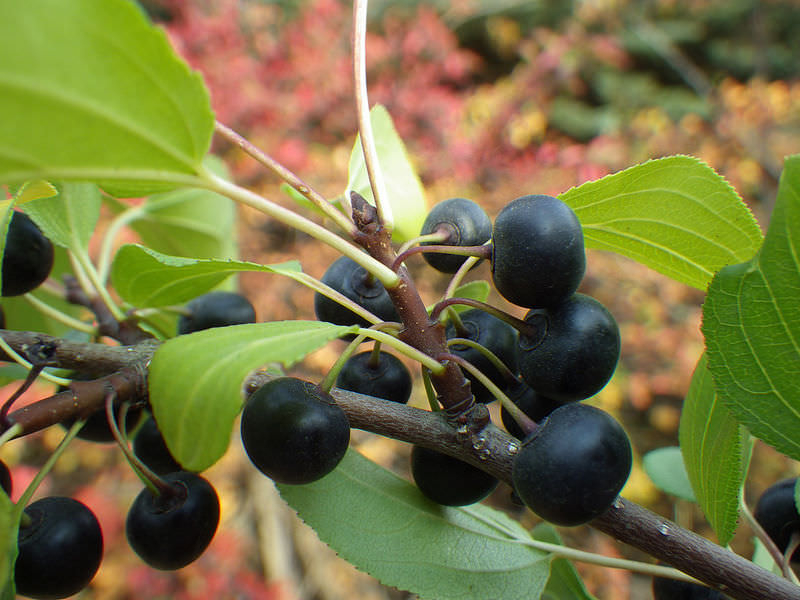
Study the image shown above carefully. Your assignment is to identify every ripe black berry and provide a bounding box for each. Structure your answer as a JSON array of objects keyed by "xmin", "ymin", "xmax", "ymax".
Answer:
[
  {"xmin": 754, "ymin": 478, "xmax": 800, "ymax": 561},
  {"xmin": 500, "ymin": 380, "xmax": 563, "ymax": 439},
  {"xmin": 1, "ymin": 211, "xmax": 55, "ymax": 297},
  {"xmin": 491, "ymin": 194, "xmax": 585, "ymax": 308},
  {"xmin": 133, "ymin": 415, "xmax": 183, "ymax": 475},
  {"xmin": 241, "ymin": 377, "xmax": 350, "ymax": 484},
  {"xmin": 15, "ymin": 496, "xmax": 103, "ymax": 599},
  {"xmin": 512, "ymin": 402, "xmax": 631, "ymax": 526},
  {"xmin": 518, "ymin": 293, "xmax": 620, "ymax": 402},
  {"xmin": 445, "ymin": 309, "xmax": 518, "ymax": 403},
  {"xmin": 0, "ymin": 458, "xmax": 11, "ymax": 497},
  {"xmin": 337, "ymin": 350, "xmax": 413, "ymax": 404},
  {"xmin": 410, "ymin": 445, "xmax": 498, "ymax": 506},
  {"xmin": 177, "ymin": 291, "xmax": 256, "ymax": 334},
  {"xmin": 652, "ymin": 574, "xmax": 727, "ymax": 599},
  {"xmin": 126, "ymin": 471, "xmax": 220, "ymax": 570},
  {"xmin": 420, "ymin": 197, "xmax": 492, "ymax": 273},
  {"xmin": 314, "ymin": 256, "xmax": 400, "ymax": 329}
]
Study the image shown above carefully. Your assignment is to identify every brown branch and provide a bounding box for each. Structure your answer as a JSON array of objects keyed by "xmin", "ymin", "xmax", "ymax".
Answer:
[{"xmin": 1, "ymin": 330, "xmax": 797, "ymax": 600}]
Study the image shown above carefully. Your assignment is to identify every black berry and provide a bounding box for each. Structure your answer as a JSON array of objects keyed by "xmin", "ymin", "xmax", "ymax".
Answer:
[
  {"xmin": 133, "ymin": 415, "xmax": 183, "ymax": 475},
  {"xmin": 15, "ymin": 496, "xmax": 103, "ymax": 599},
  {"xmin": 652, "ymin": 574, "xmax": 727, "ymax": 599},
  {"xmin": 410, "ymin": 445, "xmax": 498, "ymax": 506},
  {"xmin": 500, "ymin": 380, "xmax": 564, "ymax": 439},
  {"xmin": 754, "ymin": 478, "xmax": 800, "ymax": 561},
  {"xmin": 518, "ymin": 293, "xmax": 620, "ymax": 402},
  {"xmin": 337, "ymin": 350, "xmax": 413, "ymax": 404},
  {"xmin": 445, "ymin": 309, "xmax": 518, "ymax": 403},
  {"xmin": 126, "ymin": 471, "xmax": 220, "ymax": 570},
  {"xmin": 241, "ymin": 377, "xmax": 350, "ymax": 484},
  {"xmin": 491, "ymin": 194, "xmax": 585, "ymax": 308},
  {"xmin": 512, "ymin": 402, "xmax": 631, "ymax": 526},
  {"xmin": 420, "ymin": 197, "xmax": 492, "ymax": 273},
  {"xmin": 177, "ymin": 291, "xmax": 256, "ymax": 334},
  {"xmin": 1, "ymin": 211, "xmax": 55, "ymax": 297},
  {"xmin": 314, "ymin": 256, "xmax": 400, "ymax": 330}
]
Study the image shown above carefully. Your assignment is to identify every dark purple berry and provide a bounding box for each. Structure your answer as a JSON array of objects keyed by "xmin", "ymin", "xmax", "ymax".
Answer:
[
  {"xmin": 420, "ymin": 198, "xmax": 492, "ymax": 273},
  {"xmin": 512, "ymin": 403, "xmax": 631, "ymax": 526},
  {"xmin": 754, "ymin": 478, "xmax": 800, "ymax": 561},
  {"xmin": 2, "ymin": 211, "xmax": 55, "ymax": 297},
  {"xmin": 411, "ymin": 445, "xmax": 498, "ymax": 506},
  {"xmin": 337, "ymin": 350, "xmax": 413, "ymax": 404},
  {"xmin": 126, "ymin": 471, "xmax": 220, "ymax": 570},
  {"xmin": 241, "ymin": 377, "xmax": 350, "ymax": 484},
  {"xmin": 133, "ymin": 415, "xmax": 183, "ymax": 475},
  {"xmin": 518, "ymin": 293, "xmax": 620, "ymax": 402},
  {"xmin": 500, "ymin": 380, "xmax": 564, "ymax": 439},
  {"xmin": 177, "ymin": 291, "xmax": 256, "ymax": 334},
  {"xmin": 15, "ymin": 496, "xmax": 103, "ymax": 599},
  {"xmin": 491, "ymin": 194, "xmax": 585, "ymax": 308}
]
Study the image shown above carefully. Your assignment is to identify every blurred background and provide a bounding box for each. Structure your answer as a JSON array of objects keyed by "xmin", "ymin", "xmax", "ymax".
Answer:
[{"xmin": 4, "ymin": 0, "xmax": 800, "ymax": 598}]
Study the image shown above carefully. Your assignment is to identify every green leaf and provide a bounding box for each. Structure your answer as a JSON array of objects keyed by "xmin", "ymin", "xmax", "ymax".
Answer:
[
  {"xmin": 0, "ymin": 491, "xmax": 18, "ymax": 599},
  {"xmin": 642, "ymin": 447, "xmax": 696, "ymax": 502},
  {"xmin": 111, "ymin": 244, "xmax": 301, "ymax": 307},
  {"xmin": 347, "ymin": 105, "xmax": 428, "ymax": 243},
  {"xmin": 679, "ymin": 354, "xmax": 747, "ymax": 545},
  {"xmin": 279, "ymin": 449, "xmax": 549, "ymax": 600},
  {"xmin": 23, "ymin": 183, "xmax": 101, "ymax": 251},
  {"xmin": 532, "ymin": 524, "xmax": 598, "ymax": 600},
  {"xmin": 560, "ymin": 156, "xmax": 763, "ymax": 290},
  {"xmin": 124, "ymin": 155, "xmax": 237, "ymax": 260},
  {"xmin": 702, "ymin": 155, "xmax": 800, "ymax": 460},
  {"xmin": 149, "ymin": 321, "xmax": 357, "ymax": 472},
  {"xmin": 0, "ymin": 0, "xmax": 213, "ymax": 195}
]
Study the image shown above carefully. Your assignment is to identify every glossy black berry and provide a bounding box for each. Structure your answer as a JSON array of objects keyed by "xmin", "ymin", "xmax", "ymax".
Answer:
[
  {"xmin": 314, "ymin": 256, "xmax": 400, "ymax": 330},
  {"xmin": 420, "ymin": 197, "xmax": 492, "ymax": 273},
  {"xmin": 241, "ymin": 377, "xmax": 350, "ymax": 484},
  {"xmin": 126, "ymin": 471, "xmax": 220, "ymax": 570},
  {"xmin": 500, "ymin": 380, "xmax": 564, "ymax": 439},
  {"xmin": 445, "ymin": 309, "xmax": 518, "ymax": 403},
  {"xmin": 410, "ymin": 445, "xmax": 498, "ymax": 506},
  {"xmin": 133, "ymin": 415, "xmax": 183, "ymax": 475},
  {"xmin": 754, "ymin": 478, "xmax": 800, "ymax": 561},
  {"xmin": 512, "ymin": 402, "xmax": 631, "ymax": 526},
  {"xmin": 337, "ymin": 350, "xmax": 413, "ymax": 404},
  {"xmin": 1, "ymin": 211, "xmax": 55, "ymax": 297},
  {"xmin": 491, "ymin": 194, "xmax": 585, "ymax": 308},
  {"xmin": 177, "ymin": 291, "xmax": 256, "ymax": 334},
  {"xmin": 518, "ymin": 293, "xmax": 620, "ymax": 402},
  {"xmin": 652, "ymin": 574, "xmax": 727, "ymax": 599},
  {"xmin": 15, "ymin": 496, "xmax": 103, "ymax": 599},
  {"xmin": 0, "ymin": 458, "xmax": 11, "ymax": 497}
]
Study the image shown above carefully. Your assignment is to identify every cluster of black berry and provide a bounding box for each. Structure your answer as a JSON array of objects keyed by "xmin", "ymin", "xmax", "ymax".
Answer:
[{"xmin": 1, "ymin": 289, "xmax": 257, "ymax": 598}]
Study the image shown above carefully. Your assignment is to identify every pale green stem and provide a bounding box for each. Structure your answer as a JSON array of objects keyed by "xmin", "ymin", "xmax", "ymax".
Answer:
[
  {"xmin": 23, "ymin": 294, "xmax": 96, "ymax": 334},
  {"xmin": 356, "ymin": 328, "xmax": 444, "ymax": 375},
  {"xmin": 0, "ymin": 423, "xmax": 22, "ymax": 448},
  {"xmin": 352, "ymin": 0, "xmax": 393, "ymax": 233},
  {"xmin": 15, "ymin": 418, "xmax": 85, "ymax": 514},
  {"xmin": 0, "ymin": 335, "xmax": 71, "ymax": 386},
  {"xmin": 446, "ymin": 337, "xmax": 515, "ymax": 382},
  {"xmin": 68, "ymin": 250, "xmax": 96, "ymax": 298},
  {"xmin": 199, "ymin": 172, "xmax": 400, "ymax": 288},
  {"xmin": 397, "ymin": 231, "xmax": 449, "ymax": 256},
  {"xmin": 288, "ymin": 271, "xmax": 385, "ymax": 326},
  {"xmin": 420, "ymin": 368, "xmax": 440, "ymax": 411},
  {"xmin": 443, "ymin": 255, "xmax": 481, "ymax": 300},
  {"xmin": 214, "ymin": 121, "xmax": 356, "ymax": 235},
  {"xmin": 741, "ymin": 487, "xmax": 800, "ymax": 583},
  {"xmin": 71, "ymin": 249, "xmax": 127, "ymax": 322},
  {"xmin": 320, "ymin": 332, "xmax": 370, "ymax": 393},
  {"xmin": 97, "ymin": 205, "xmax": 146, "ymax": 284}
]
